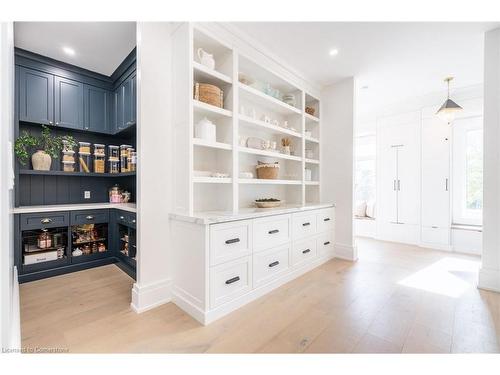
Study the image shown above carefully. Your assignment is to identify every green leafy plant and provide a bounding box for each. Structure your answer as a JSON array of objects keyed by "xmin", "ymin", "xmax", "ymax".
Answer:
[{"xmin": 14, "ymin": 126, "xmax": 75, "ymax": 166}]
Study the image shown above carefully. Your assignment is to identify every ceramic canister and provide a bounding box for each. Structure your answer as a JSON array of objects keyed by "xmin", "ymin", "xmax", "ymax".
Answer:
[{"xmin": 194, "ymin": 117, "xmax": 216, "ymax": 142}]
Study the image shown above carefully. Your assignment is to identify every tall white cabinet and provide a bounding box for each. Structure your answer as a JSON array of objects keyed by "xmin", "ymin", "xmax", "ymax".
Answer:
[{"xmin": 377, "ymin": 114, "xmax": 420, "ymax": 244}]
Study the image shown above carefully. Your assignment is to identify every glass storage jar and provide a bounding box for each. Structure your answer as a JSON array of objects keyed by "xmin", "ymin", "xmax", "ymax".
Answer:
[
  {"xmin": 94, "ymin": 155, "xmax": 105, "ymax": 173},
  {"xmin": 108, "ymin": 145, "xmax": 119, "ymax": 161},
  {"xmin": 78, "ymin": 142, "xmax": 91, "ymax": 154},
  {"xmin": 94, "ymin": 143, "xmax": 105, "ymax": 157},
  {"xmin": 120, "ymin": 145, "xmax": 132, "ymax": 172},
  {"xmin": 109, "ymin": 184, "xmax": 122, "ymax": 203},
  {"xmin": 62, "ymin": 161, "xmax": 75, "ymax": 172},
  {"xmin": 78, "ymin": 152, "xmax": 92, "ymax": 173},
  {"xmin": 109, "ymin": 159, "xmax": 120, "ymax": 174},
  {"xmin": 129, "ymin": 150, "xmax": 137, "ymax": 172},
  {"xmin": 62, "ymin": 150, "xmax": 75, "ymax": 163}
]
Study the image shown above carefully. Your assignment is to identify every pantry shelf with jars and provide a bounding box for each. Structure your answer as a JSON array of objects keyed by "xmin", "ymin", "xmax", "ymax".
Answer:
[{"xmin": 172, "ymin": 24, "xmax": 321, "ymax": 214}]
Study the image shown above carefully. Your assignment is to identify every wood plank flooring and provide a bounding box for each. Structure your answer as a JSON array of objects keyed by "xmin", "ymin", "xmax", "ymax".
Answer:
[{"xmin": 20, "ymin": 238, "xmax": 500, "ymax": 353}]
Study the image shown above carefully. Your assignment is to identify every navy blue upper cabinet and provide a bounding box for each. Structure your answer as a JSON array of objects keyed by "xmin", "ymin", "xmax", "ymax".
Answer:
[
  {"xmin": 114, "ymin": 85, "xmax": 124, "ymax": 132},
  {"xmin": 54, "ymin": 77, "xmax": 84, "ymax": 130},
  {"xmin": 113, "ymin": 73, "xmax": 136, "ymax": 133},
  {"xmin": 18, "ymin": 67, "xmax": 54, "ymax": 125},
  {"xmin": 84, "ymin": 85, "xmax": 111, "ymax": 133},
  {"xmin": 131, "ymin": 73, "xmax": 137, "ymax": 125}
]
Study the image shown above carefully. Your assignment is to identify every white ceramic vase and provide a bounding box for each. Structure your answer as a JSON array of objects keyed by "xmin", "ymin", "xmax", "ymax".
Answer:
[{"xmin": 32, "ymin": 150, "xmax": 52, "ymax": 171}]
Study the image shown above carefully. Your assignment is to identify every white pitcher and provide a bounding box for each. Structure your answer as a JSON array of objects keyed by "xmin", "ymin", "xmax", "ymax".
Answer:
[{"xmin": 197, "ymin": 48, "xmax": 215, "ymax": 70}]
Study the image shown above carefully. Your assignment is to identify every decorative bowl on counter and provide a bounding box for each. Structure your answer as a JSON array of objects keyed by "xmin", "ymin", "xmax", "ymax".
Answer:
[{"xmin": 255, "ymin": 198, "xmax": 281, "ymax": 208}]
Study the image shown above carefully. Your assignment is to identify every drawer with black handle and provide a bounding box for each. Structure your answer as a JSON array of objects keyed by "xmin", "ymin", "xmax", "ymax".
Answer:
[
  {"xmin": 253, "ymin": 244, "xmax": 290, "ymax": 288},
  {"xmin": 210, "ymin": 256, "xmax": 252, "ymax": 308},
  {"xmin": 70, "ymin": 209, "xmax": 109, "ymax": 225}
]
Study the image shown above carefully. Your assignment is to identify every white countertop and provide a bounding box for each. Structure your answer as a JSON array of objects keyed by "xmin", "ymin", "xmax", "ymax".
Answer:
[
  {"xmin": 11, "ymin": 202, "xmax": 137, "ymax": 214},
  {"xmin": 170, "ymin": 203, "xmax": 334, "ymax": 225}
]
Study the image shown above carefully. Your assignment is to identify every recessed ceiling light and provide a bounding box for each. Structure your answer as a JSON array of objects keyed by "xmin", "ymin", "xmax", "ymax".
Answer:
[
  {"xmin": 62, "ymin": 46, "xmax": 75, "ymax": 56},
  {"xmin": 329, "ymin": 49, "xmax": 339, "ymax": 57}
]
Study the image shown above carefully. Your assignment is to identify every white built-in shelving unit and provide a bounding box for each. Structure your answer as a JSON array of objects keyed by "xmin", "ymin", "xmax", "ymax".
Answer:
[{"xmin": 173, "ymin": 24, "xmax": 321, "ymax": 214}]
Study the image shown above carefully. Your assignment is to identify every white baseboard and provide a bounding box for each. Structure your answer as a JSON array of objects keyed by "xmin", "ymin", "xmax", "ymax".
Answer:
[
  {"xmin": 334, "ymin": 243, "xmax": 358, "ymax": 261},
  {"xmin": 131, "ymin": 278, "xmax": 173, "ymax": 313},
  {"xmin": 478, "ymin": 267, "xmax": 500, "ymax": 292}
]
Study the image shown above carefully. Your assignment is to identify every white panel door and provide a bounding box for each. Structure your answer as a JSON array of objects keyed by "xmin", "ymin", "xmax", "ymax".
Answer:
[
  {"xmin": 421, "ymin": 117, "xmax": 450, "ymax": 228},
  {"xmin": 377, "ymin": 126, "xmax": 398, "ymax": 223},
  {"xmin": 395, "ymin": 122, "xmax": 420, "ymax": 225}
]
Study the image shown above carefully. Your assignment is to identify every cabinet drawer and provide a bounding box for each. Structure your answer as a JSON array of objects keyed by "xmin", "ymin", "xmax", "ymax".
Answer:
[
  {"xmin": 291, "ymin": 238, "xmax": 317, "ymax": 266},
  {"xmin": 292, "ymin": 212, "xmax": 317, "ymax": 240},
  {"xmin": 317, "ymin": 208, "xmax": 334, "ymax": 233},
  {"xmin": 71, "ymin": 210, "xmax": 109, "ymax": 225},
  {"xmin": 210, "ymin": 256, "xmax": 252, "ymax": 308},
  {"xmin": 421, "ymin": 226, "xmax": 450, "ymax": 246},
  {"xmin": 20, "ymin": 211, "xmax": 69, "ymax": 230},
  {"xmin": 210, "ymin": 220, "xmax": 252, "ymax": 266},
  {"xmin": 115, "ymin": 210, "xmax": 136, "ymax": 227},
  {"xmin": 253, "ymin": 244, "xmax": 290, "ymax": 288},
  {"xmin": 317, "ymin": 232, "xmax": 334, "ymax": 257},
  {"xmin": 253, "ymin": 214, "xmax": 291, "ymax": 252}
]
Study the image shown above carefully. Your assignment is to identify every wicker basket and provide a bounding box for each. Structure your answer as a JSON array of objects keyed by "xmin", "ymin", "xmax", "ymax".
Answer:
[
  {"xmin": 305, "ymin": 106, "xmax": 315, "ymax": 116},
  {"xmin": 194, "ymin": 82, "xmax": 224, "ymax": 108},
  {"xmin": 256, "ymin": 162, "xmax": 279, "ymax": 179}
]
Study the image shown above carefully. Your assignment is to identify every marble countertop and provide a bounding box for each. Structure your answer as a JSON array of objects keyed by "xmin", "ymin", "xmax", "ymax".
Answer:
[
  {"xmin": 170, "ymin": 203, "xmax": 335, "ymax": 225},
  {"xmin": 11, "ymin": 202, "xmax": 137, "ymax": 214}
]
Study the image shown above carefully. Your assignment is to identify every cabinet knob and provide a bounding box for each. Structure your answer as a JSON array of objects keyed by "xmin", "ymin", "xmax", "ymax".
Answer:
[
  {"xmin": 56, "ymin": 122, "xmax": 59, "ymax": 125},
  {"xmin": 120, "ymin": 216, "xmax": 125, "ymax": 220},
  {"xmin": 225, "ymin": 276, "xmax": 240, "ymax": 285},
  {"xmin": 86, "ymin": 215, "xmax": 94, "ymax": 220},
  {"xmin": 40, "ymin": 218, "xmax": 52, "ymax": 224},
  {"xmin": 48, "ymin": 121, "xmax": 53, "ymax": 125},
  {"xmin": 225, "ymin": 238, "xmax": 240, "ymax": 245},
  {"xmin": 132, "ymin": 219, "xmax": 136, "ymax": 224}
]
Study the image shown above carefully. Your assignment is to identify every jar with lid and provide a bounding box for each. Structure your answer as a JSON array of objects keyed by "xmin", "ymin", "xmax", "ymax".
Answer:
[
  {"xmin": 109, "ymin": 159, "xmax": 120, "ymax": 174},
  {"xmin": 94, "ymin": 155, "xmax": 105, "ymax": 173},
  {"xmin": 109, "ymin": 184, "xmax": 122, "ymax": 203},
  {"xmin": 94, "ymin": 144, "xmax": 105, "ymax": 156},
  {"xmin": 129, "ymin": 150, "xmax": 137, "ymax": 172},
  {"xmin": 62, "ymin": 160, "xmax": 75, "ymax": 172},
  {"xmin": 37, "ymin": 230, "xmax": 52, "ymax": 249},
  {"xmin": 108, "ymin": 145, "xmax": 119, "ymax": 161},
  {"xmin": 120, "ymin": 145, "xmax": 132, "ymax": 172},
  {"xmin": 78, "ymin": 142, "xmax": 91, "ymax": 154},
  {"xmin": 78, "ymin": 152, "xmax": 92, "ymax": 173}
]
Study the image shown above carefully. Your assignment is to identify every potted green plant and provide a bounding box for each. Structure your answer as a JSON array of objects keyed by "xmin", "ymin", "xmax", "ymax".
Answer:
[{"xmin": 14, "ymin": 126, "xmax": 75, "ymax": 171}]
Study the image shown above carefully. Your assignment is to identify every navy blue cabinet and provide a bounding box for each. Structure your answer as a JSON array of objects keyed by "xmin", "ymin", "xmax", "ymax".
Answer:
[
  {"xmin": 84, "ymin": 85, "xmax": 112, "ymax": 133},
  {"xmin": 113, "ymin": 73, "xmax": 136, "ymax": 133},
  {"xmin": 114, "ymin": 84, "xmax": 124, "ymax": 132},
  {"xmin": 54, "ymin": 76, "xmax": 85, "ymax": 130},
  {"xmin": 18, "ymin": 67, "xmax": 54, "ymax": 125}
]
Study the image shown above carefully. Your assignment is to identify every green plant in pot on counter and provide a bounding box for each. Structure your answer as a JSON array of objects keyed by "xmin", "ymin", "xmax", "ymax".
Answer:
[{"xmin": 14, "ymin": 126, "xmax": 76, "ymax": 171}]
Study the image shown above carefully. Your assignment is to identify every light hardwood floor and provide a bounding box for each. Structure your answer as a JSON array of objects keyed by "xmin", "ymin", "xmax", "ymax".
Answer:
[{"xmin": 20, "ymin": 238, "xmax": 500, "ymax": 353}]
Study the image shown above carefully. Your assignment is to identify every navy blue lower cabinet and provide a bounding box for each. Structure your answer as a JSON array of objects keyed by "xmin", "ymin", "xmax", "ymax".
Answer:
[{"xmin": 18, "ymin": 66, "xmax": 54, "ymax": 125}]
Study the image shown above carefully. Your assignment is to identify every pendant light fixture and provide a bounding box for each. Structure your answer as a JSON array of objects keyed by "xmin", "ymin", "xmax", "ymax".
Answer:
[{"xmin": 436, "ymin": 76, "xmax": 463, "ymax": 124}]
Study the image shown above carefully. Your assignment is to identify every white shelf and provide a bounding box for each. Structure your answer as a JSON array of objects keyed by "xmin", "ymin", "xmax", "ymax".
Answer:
[
  {"xmin": 305, "ymin": 113, "xmax": 320, "ymax": 123},
  {"xmin": 193, "ymin": 138, "xmax": 232, "ymax": 151},
  {"xmin": 239, "ymin": 83, "xmax": 301, "ymax": 115},
  {"xmin": 305, "ymin": 136, "xmax": 319, "ymax": 144},
  {"xmin": 305, "ymin": 158, "xmax": 320, "ymax": 165},
  {"xmin": 239, "ymin": 146, "xmax": 302, "ymax": 162},
  {"xmin": 239, "ymin": 114, "xmax": 302, "ymax": 138},
  {"xmin": 193, "ymin": 100, "xmax": 232, "ymax": 118},
  {"xmin": 305, "ymin": 181, "xmax": 320, "ymax": 186},
  {"xmin": 193, "ymin": 176, "xmax": 232, "ymax": 184},
  {"xmin": 239, "ymin": 178, "xmax": 302, "ymax": 185},
  {"xmin": 193, "ymin": 61, "xmax": 232, "ymax": 85}
]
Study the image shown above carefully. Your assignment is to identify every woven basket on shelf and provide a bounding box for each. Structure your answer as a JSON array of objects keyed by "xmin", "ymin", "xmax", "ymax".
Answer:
[
  {"xmin": 256, "ymin": 162, "xmax": 280, "ymax": 179},
  {"xmin": 194, "ymin": 82, "xmax": 224, "ymax": 108},
  {"xmin": 305, "ymin": 106, "xmax": 315, "ymax": 116}
]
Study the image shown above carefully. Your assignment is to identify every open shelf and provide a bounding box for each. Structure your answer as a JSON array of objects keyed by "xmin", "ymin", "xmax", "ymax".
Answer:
[
  {"xmin": 239, "ymin": 114, "xmax": 301, "ymax": 138},
  {"xmin": 305, "ymin": 136, "xmax": 319, "ymax": 144},
  {"xmin": 239, "ymin": 83, "xmax": 301, "ymax": 115},
  {"xmin": 192, "ymin": 138, "xmax": 232, "ymax": 151},
  {"xmin": 239, "ymin": 178, "xmax": 301, "ymax": 185},
  {"xmin": 305, "ymin": 113, "xmax": 320, "ymax": 123},
  {"xmin": 193, "ymin": 61, "xmax": 232, "ymax": 85},
  {"xmin": 193, "ymin": 176, "xmax": 232, "ymax": 184},
  {"xmin": 193, "ymin": 99, "xmax": 232, "ymax": 118},
  {"xmin": 305, "ymin": 181, "xmax": 320, "ymax": 186},
  {"xmin": 19, "ymin": 170, "xmax": 136, "ymax": 178},
  {"xmin": 305, "ymin": 158, "xmax": 320, "ymax": 165},
  {"xmin": 239, "ymin": 146, "xmax": 302, "ymax": 162}
]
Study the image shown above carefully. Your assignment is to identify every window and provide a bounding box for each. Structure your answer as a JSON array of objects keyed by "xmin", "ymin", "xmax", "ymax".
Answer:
[
  {"xmin": 452, "ymin": 117, "xmax": 483, "ymax": 225},
  {"xmin": 354, "ymin": 135, "xmax": 376, "ymax": 203}
]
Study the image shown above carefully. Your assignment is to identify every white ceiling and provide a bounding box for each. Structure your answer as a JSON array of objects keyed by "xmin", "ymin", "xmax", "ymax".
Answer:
[
  {"xmin": 229, "ymin": 22, "xmax": 498, "ymax": 120},
  {"xmin": 14, "ymin": 22, "xmax": 136, "ymax": 76}
]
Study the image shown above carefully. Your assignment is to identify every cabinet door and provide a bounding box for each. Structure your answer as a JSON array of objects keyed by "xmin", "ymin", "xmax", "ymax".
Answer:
[
  {"xmin": 421, "ymin": 118, "xmax": 450, "ymax": 227},
  {"xmin": 114, "ymin": 85, "xmax": 124, "ymax": 132},
  {"xmin": 377, "ymin": 127, "xmax": 398, "ymax": 223},
  {"xmin": 84, "ymin": 85, "xmax": 111, "ymax": 133},
  {"xmin": 123, "ymin": 76, "xmax": 133, "ymax": 128},
  {"xmin": 131, "ymin": 73, "xmax": 136, "ymax": 124},
  {"xmin": 54, "ymin": 76, "xmax": 84, "ymax": 129},
  {"xmin": 18, "ymin": 67, "xmax": 54, "ymax": 125}
]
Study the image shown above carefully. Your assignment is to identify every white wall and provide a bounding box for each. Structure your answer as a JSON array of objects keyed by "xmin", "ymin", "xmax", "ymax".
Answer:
[
  {"xmin": 0, "ymin": 22, "xmax": 18, "ymax": 350},
  {"xmin": 479, "ymin": 28, "xmax": 500, "ymax": 292},
  {"xmin": 321, "ymin": 77, "xmax": 357, "ymax": 261},
  {"xmin": 132, "ymin": 22, "xmax": 173, "ymax": 312}
]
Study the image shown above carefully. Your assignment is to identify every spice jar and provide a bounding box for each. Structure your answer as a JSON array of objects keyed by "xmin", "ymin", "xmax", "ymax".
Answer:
[
  {"xmin": 78, "ymin": 152, "xmax": 92, "ymax": 173},
  {"xmin": 108, "ymin": 145, "xmax": 119, "ymax": 161},
  {"xmin": 78, "ymin": 142, "xmax": 91, "ymax": 154},
  {"xmin": 109, "ymin": 184, "xmax": 122, "ymax": 203},
  {"xmin": 37, "ymin": 231, "xmax": 52, "ymax": 249}
]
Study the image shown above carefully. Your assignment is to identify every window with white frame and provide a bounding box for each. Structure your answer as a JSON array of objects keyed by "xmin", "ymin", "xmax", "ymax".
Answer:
[
  {"xmin": 354, "ymin": 134, "xmax": 376, "ymax": 207},
  {"xmin": 452, "ymin": 116, "xmax": 483, "ymax": 226}
]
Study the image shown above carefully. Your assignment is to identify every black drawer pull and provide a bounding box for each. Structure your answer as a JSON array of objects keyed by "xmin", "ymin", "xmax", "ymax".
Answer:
[
  {"xmin": 324, "ymin": 241, "xmax": 330, "ymax": 245},
  {"xmin": 86, "ymin": 215, "xmax": 94, "ymax": 220},
  {"xmin": 324, "ymin": 218, "xmax": 330, "ymax": 222},
  {"xmin": 268, "ymin": 229, "xmax": 279, "ymax": 234},
  {"xmin": 302, "ymin": 249, "xmax": 311, "ymax": 254},
  {"xmin": 225, "ymin": 276, "xmax": 240, "ymax": 285},
  {"xmin": 225, "ymin": 238, "xmax": 240, "ymax": 244},
  {"xmin": 302, "ymin": 222, "xmax": 311, "ymax": 227},
  {"xmin": 268, "ymin": 261, "xmax": 280, "ymax": 268},
  {"xmin": 40, "ymin": 218, "xmax": 52, "ymax": 224}
]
